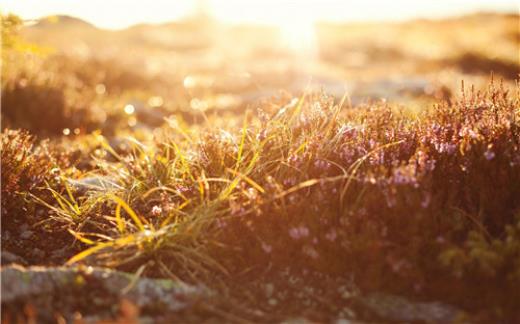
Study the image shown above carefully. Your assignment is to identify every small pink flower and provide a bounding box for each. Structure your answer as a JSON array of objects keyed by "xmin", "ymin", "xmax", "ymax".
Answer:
[
  {"xmin": 216, "ymin": 218, "xmax": 227, "ymax": 229},
  {"xmin": 325, "ymin": 229, "xmax": 337, "ymax": 242},
  {"xmin": 256, "ymin": 130, "xmax": 268, "ymax": 141},
  {"xmin": 261, "ymin": 242, "xmax": 272, "ymax": 254},
  {"xmin": 421, "ymin": 193, "xmax": 431, "ymax": 208},
  {"xmin": 314, "ymin": 159, "xmax": 331, "ymax": 172},
  {"xmin": 151, "ymin": 205, "xmax": 162, "ymax": 216},
  {"xmin": 289, "ymin": 226, "xmax": 310, "ymax": 239},
  {"xmin": 289, "ymin": 227, "xmax": 300, "ymax": 239},
  {"xmin": 299, "ymin": 226, "xmax": 309, "ymax": 237},
  {"xmin": 484, "ymin": 150, "xmax": 495, "ymax": 160}
]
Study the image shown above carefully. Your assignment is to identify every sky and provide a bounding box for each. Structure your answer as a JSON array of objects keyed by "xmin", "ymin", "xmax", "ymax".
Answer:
[{"xmin": 1, "ymin": 0, "xmax": 518, "ymax": 29}]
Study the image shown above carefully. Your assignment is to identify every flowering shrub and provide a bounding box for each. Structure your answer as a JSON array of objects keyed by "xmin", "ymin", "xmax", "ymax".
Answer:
[{"xmin": 207, "ymin": 82, "xmax": 520, "ymax": 318}]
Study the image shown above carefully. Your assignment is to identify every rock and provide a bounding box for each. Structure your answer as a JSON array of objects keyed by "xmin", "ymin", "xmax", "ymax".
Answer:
[
  {"xmin": 354, "ymin": 292, "xmax": 461, "ymax": 323},
  {"xmin": 31, "ymin": 248, "xmax": 46, "ymax": 259},
  {"xmin": 67, "ymin": 176, "xmax": 121, "ymax": 193},
  {"xmin": 335, "ymin": 319, "xmax": 354, "ymax": 324},
  {"xmin": 126, "ymin": 100, "xmax": 168, "ymax": 127},
  {"xmin": 265, "ymin": 283, "xmax": 275, "ymax": 298},
  {"xmin": 1, "ymin": 265, "xmax": 209, "ymax": 320},
  {"xmin": 81, "ymin": 314, "xmax": 156, "ymax": 324},
  {"xmin": 1, "ymin": 251, "xmax": 27, "ymax": 266},
  {"xmin": 20, "ymin": 230, "xmax": 33, "ymax": 240},
  {"xmin": 268, "ymin": 298, "xmax": 278, "ymax": 306},
  {"xmin": 136, "ymin": 105, "xmax": 168, "ymax": 127},
  {"xmin": 282, "ymin": 318, "xmax": 313, "ymax": 324},
  {"xmin": 3, "ymin": 230, "xmax": 11, "ymax": 241},
  {"xmin": 49, "ymin": 247, "xmax": 69, "ymax": 261}
]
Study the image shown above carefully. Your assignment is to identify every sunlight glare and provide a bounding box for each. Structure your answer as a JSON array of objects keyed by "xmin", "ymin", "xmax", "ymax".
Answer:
[{"xmin": 278, "ymin": 16, "xmax": 317, "ymax": 56}]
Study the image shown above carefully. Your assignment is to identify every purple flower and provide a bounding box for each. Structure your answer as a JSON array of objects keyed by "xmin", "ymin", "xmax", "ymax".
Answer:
[
  {"xmin": 283, "ymin": 177, "xmax": 297, "ymax": 188},
  {"xmin": 484, "ymin": 150, "xmax": 495, "ymax": 160},
  {"xmin": 288, "ymin": 155, "xmax": 303, "ymax": 168},
  {"xmin": 325, "ymin": 229, "xmax": 337, "ymax": 242},
  {"xmin": 314, "ymin": 159, "xmax": 331, "ymax": 172},
  {"xmin": 289, "ymin": 226, "xmax": 310, "ymax": 239},
  {"xmin": 436, "ymin": 143, "xmax": 457, "ymax": 155},
  {"xmin": 261, "ymin": 242, "xmax": 272, "ymax": 254},
  {"xmin": 459, "ymin": 127, "xmax": 478, "ymax": 139},
  {"xmin": 289, "ymin": 227, "xmax": 300, "ymax": 239},
  {"xmin": 216, "ymin": 218, "xmax": 227, "ymax": 229},
  {"xmin": 256, "ymin": 130, "xmax": 268, "ymax": 142},
  {"xmin": 421, "ymin": 193, "xmax": 431, "ymax": 208}
]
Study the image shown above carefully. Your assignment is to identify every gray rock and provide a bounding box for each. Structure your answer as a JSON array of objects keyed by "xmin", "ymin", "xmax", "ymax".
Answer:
[
  {"xmin": 136, "ymin": 105, "xmax": 168, "ymax": 127},
  {"xmin": 281, "ymin": 318, "xmax": 312, "ymax": 324},
  {"xmin": 355, "ymin": 292, "xmax": 461, "ymax": 323},
  {"xmin": 2, "ymin": 230, "xmax": 11, "ymax": 241},
  {"xmin": 49, "ymin": 247, "xmax": 69, "ymax": 261},
  {"xmin": 67, "ymin": 176, "xmax": 122, "ymax": 193},
  {"xmin": 20, "ymin": 230, "xmax": 33, "ymax": 240},
  {"xmin": 1, "ymin": 265, "xmax": 209, "ymax": 313},
  {"xmin": 335, "ymin": 319, "xmax": 357, "ymax": 324},
  {"xmin": 31, "ymin": 248, "xmax": 46, "ymax": 259},
  {"xmin": 126, "ymin": 100, "xmax": 168, "ymax": 127},
  {"xmin": 80, "ymin": 315, "xmax": 156, "ymax": 324},
  {"xmin": 1, "ymin": 251, "xmax": 27, "ymax": 266}
]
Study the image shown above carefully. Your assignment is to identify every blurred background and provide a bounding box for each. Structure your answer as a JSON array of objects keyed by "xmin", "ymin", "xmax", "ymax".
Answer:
[{"xmin": 1, "ymin": 0, "xmax": 519, "ymax": 136}]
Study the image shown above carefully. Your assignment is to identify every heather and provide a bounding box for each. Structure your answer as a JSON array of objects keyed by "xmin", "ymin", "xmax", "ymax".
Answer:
[{"xmin": 1, "ymin": 11, "xmax": 520, "ymax": 323}]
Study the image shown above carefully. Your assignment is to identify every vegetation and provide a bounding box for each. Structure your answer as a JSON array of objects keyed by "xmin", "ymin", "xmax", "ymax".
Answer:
[{"xmin": 1, "ymin": 12, "xmax": 519, "ymax": 323}]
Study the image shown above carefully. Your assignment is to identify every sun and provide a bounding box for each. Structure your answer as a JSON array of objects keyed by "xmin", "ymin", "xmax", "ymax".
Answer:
[{"xmin": 278, "ymin": 16, "xmax": 317, "ymax": 56}]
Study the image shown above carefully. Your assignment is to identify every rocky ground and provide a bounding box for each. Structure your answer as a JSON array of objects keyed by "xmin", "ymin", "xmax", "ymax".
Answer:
[{"xmin": 1, "ymin": 259, "xmax": 462, "ymax": 323}]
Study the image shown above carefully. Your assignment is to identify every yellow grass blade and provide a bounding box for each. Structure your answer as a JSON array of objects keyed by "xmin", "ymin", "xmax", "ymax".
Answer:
[
  {"xmin": 235, "ymin": 110, "xmax": 249, "ymax": 170},
  {"xmin": 289, "ymin": 93, "xmax": 307, "ymax": 123},
  {"xmin": 109, "ymin": 195, "xmax": 145, "ymax": 231},
  {"xmin": 170, "ymin": 141, "xmax": 194, "ymax": 181},
  {"xmin": 66, "ymin": 241, "xmax": 113, "ymax": 264},
  {"xmin": 226, "ymin": 168, "xmax": 265, "ymax": 194},
  {"xmin": 115, "ymin": 203, "xmax": 126, "ymax": 233},
  {"xmin": 99, "ymin": 136, "xmax": 122, "ymax": 161},
  {"xmin": 67, "ymin": 229, "xmax": 95, "ymax": 245}
]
